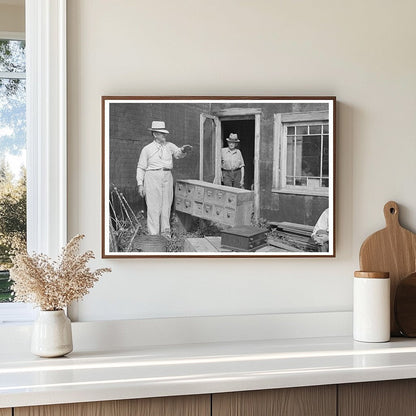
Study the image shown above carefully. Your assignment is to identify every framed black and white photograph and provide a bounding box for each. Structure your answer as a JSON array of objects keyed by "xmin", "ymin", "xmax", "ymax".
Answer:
[{"xmin": 102, "ymin": 96, "xmax": 335, "ymax": 257}]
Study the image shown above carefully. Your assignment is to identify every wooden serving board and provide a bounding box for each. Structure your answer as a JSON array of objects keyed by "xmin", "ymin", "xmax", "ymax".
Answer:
[
  {"xmin": 395, "ymin": 272, "xmax": 416, "ymax": 337},
  {"xmin": 359, "ymin": 201, "xmax": 416, "ymax": 336}
]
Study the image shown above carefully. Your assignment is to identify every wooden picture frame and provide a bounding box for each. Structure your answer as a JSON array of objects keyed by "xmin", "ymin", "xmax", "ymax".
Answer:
[{"xmin": 102, "ymin": 96, "xmax": 336, "ymax": 257}]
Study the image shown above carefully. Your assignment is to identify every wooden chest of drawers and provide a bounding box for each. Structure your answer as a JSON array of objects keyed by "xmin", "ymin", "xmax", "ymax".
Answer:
[{"xmin": 175, "ymin": 180, "xmax": 254, "ymax": 227}]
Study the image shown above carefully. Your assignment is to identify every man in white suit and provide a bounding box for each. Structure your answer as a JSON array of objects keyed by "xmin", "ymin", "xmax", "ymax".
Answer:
[{"xmin": 136, "ymin": 121, "xmax": 192, "ymax": 236}]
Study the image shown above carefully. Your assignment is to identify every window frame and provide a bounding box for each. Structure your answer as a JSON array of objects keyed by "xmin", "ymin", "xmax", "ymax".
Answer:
[
  {"xmin": 272, "ymin": 110, "xmax": 330, "ymax": 197},
  {"xmin": 0, "ymin": 0, "xmax": 67, "ymax": 323}
]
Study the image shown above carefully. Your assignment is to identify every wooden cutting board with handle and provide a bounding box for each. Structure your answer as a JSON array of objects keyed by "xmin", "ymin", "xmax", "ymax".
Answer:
[
  {"xmin": 359, "ymin": 201, "xmax": 416, "ymax": 336},
  {"xmin": 394, "ymin": 272, "xmax": 416, "ymax": 337}
]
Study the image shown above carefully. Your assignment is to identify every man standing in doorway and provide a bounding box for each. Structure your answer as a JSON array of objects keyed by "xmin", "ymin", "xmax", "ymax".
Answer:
[
  {"xmin": 136, "ymin": 121, "xmax": 192, "ymax": 236},
  {"xmin": 221, "ymin": 133, "xmax": 245, "ymax": 188}
]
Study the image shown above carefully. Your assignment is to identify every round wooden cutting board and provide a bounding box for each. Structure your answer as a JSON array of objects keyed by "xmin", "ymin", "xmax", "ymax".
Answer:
[
  {"xmin": 395, "ymin": 272, "xmax": 416, "ymax": 337},
  {"xmin": 359, "ymin": 201, "xmax": 416, "ymax": 336}
]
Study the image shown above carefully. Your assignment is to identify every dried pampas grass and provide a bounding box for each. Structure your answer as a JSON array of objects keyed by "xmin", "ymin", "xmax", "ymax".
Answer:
[{"xmin": 10, "ymin": 234, "xmax": 111, "ymax": 311}]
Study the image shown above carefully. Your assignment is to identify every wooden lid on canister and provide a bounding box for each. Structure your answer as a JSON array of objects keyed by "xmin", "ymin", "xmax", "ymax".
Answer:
[{"xmin": 354, "ymin": 271, "xmax": 389, "ymax": 279}]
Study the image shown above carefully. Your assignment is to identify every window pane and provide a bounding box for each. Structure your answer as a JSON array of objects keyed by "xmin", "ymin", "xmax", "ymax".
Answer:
[
  {"xmin": 0, "ymin": 40, "xmax": 26, "ymax": 73},
  {"xmin": 296, "ymin": 125, "xmax": 308, "ymax": 135},
  {"xmin": 309, "ymin": 125, "xmax": 321, "ymax": 134},
  {"xmin": 0, "ymin": 270, "xmax": 13, "ymax": 302},
  {"xmin": 286, "ymin": 136, "xmax": 294, "ymax": 177},
  {"xmin": 0, "ymin": 76, "xmax": 27, "ymax": 301},
  {"xmin": 0, "ymin": 78, "xmax": 26, "ymax": 158},
  {"xmin": 322, "ymin": 134, "xmax": 329, "ymax": 176},
  {"xmin": 299, "ymin": 135, "xmax": 321, "ymax": 177},
  {"xmin": 295, "ymin": 138, "xmax": 303, "ymax": 176},
  {"xmin": 323, "ymin": 124, "xmax": 329, "ymax": 134},
  {"xmin": 321, "ymin": 178, "xmax": 329, "ymax": 187},
  {"xmin": 286, "ymin": 176, "xmax": 294, "ymax": 185},
  {"xmin": 295, "ymin": 177, "xmax": 307, "ymax": 186},
  {"xmin": 287, "ymin": 126, "xmax": 295, "ymax": 135}
]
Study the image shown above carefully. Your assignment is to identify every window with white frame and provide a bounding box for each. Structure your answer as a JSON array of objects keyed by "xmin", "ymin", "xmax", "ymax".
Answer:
[
  {"xmin": 285, "ymin": 122, "xmax": 329, "ymax": 189},
  {"xmin": 273, "ymin": 111, "xmax": 329, "ymax": 196},
  {"xmin": 0, "ymin": 0, "xmax": 67, "ymax": 324},
  {"xmin": 0, "ymin": 36, "xmax": 26, "ymax": 306}
]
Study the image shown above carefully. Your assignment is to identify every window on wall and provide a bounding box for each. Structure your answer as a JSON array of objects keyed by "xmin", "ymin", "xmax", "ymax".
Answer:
[
  {"xmin": 285, "ymin": 122, "xmax": 329, "ymax": 190},
  {"xmin": 273, "ymin": 111, "xmax": 330, "ymax": 196},
  {"xmin": 0, "ymin": 38, "xmax": 27, "ymax": 304},
  {"xmin": 0, "ymin": 2, "xmax": 67, "ymax": 324},
  {"xmin": 0, "ymin": 35, "xmax": 33, "ymax": 323}
]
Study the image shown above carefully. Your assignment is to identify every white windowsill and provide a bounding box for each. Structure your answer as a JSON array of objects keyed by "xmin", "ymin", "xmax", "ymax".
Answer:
[{"xmin": 0, "ymin": 303, "xmax": 36, "ymax": 324}]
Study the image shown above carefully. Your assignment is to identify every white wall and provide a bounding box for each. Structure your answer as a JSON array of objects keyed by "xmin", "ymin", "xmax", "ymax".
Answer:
[{"xmin": 67, "ymin": 0, "xmax": 416, "ymax": 322}]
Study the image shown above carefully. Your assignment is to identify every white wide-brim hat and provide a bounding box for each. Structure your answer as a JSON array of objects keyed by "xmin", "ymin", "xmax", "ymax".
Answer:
[
  {"xmin": 226, "ymin": 133, "xmax": 240, "ymax": 142},
  {"xmin": 148, "ymin": 121, "xmax": 170, "ymax": 134}
]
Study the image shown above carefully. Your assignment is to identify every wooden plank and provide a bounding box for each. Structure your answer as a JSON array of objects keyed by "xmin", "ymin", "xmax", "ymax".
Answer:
[
  {"xmin": 207, "ymin": 237, "xmax": 283, "ymax": 253},
  {"xmin": 255, "ymin": 245, "xmax": 284, "ymax": 252},
  {"xmin": 15, "ymin": 395, "xmax": 210, "ymax": 416},
  {"xmin": 338, "ymin": 380, "xmax": 416, "ymax": 416},
  {"xmin": 177, "ymin": 179, "xmax": 253, "ymax": 194},
  {"xmin": 280, "ymin": 110, "xmax": 329, "ymax": 123},
  {"xmin": 184, "ymin": 237, "xmax": 219, "ymax": 252},
  {"xmin": 212, "ymin": 385, "xmax": 336, "ymax": 416},
  {"xmin": 268, "ymin": 239, "xmax": 303, "ymax": 252},
  {"xmin": 0, "ymin": 409, "xmax": 12, "ymax": 416},
  {"xmin": 205, "ymin": 236, "xmax": 223, "ymax": 251},
  {"xmin": 213, "ymin": 108, "xmax": 262, "ymax": 117},
  {"xmin": 277, "ymin": 222, "xmax": 314, "ymax": 233}
]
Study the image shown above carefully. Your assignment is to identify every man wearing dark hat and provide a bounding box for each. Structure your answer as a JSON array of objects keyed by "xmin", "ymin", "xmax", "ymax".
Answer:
[
  {"xmin": 221, "ymin": 133, "xmax": 245, "ymax": 188},
  {"xmin": 136, "ymin": 121, "xmax": 192, "ymax": 236}
]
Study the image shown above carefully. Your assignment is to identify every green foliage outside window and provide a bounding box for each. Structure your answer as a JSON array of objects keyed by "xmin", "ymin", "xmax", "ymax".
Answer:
[{"xmin": 0, "ymin": 38, "xmax": 27, "ymax": 302}]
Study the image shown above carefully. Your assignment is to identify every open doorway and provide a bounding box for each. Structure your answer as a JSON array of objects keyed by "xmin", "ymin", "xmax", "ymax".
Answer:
[{"xmin": 221, "ymin": 119, "xmax": 255, "ymax": 190}]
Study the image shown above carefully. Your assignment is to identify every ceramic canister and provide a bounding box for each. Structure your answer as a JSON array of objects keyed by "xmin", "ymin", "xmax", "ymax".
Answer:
[{"xmin": 353, "ymin": 271, "xmax": 390, "ymax": 343}]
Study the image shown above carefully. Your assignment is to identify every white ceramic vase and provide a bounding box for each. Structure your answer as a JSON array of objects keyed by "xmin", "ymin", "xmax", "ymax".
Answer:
[{"xmin": 31, "ymin": 310, "xmax": 73, "ymax": 357}]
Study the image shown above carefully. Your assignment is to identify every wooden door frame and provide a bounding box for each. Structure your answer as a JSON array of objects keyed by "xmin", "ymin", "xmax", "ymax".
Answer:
[
  {"xmin": 199, "ymin": 113, "xmax": 222, "ymax": 184},
  {"xmin": 212, "ymin": 108, "xmax": 262, "ymax": 222}
]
